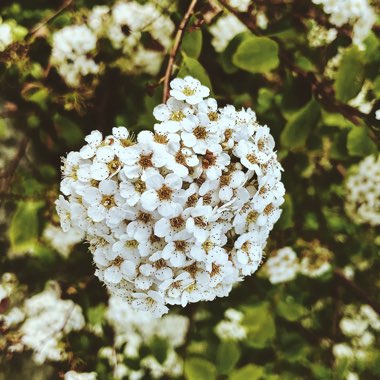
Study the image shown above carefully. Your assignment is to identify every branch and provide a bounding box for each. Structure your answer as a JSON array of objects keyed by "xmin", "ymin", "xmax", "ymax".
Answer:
[
  {"xmin": 217, "ymin": 0, "xmax": 379, "ymax": 144},
  {"xmin": 26, "ymin": 0, "xmax": 74, "ymax": 39},
  {"xmin": 334, "ymin": 269, "xmax": 380, "ymax": 316},
  {"xmin": 0, "ymin": 135, "xmax": 29, "ymax": 204},
  {"xmin": 162, "ymin": 0, "xmax": 198, "ymax": 103}
]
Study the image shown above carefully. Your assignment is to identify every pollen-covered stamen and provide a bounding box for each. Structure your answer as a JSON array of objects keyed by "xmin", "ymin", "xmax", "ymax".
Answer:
[
  {"xmin": 183, "ymin": 86, "xmax": 196, "ymax": 96},
  {"xmin": 246, "ymin": 154, "xmax": 258, "ymax": 164},
  {"xmin": 211, "ymin": 263, "xmax": 221, "ymax": 276},
  {"xmin": 241, "ymin": 241, "xmax": 250, "ymax": 253},
  {"xmin": 101, "ymin": 195, "xmax": 115, "ymax": 208},
  {"xmin": 208, "ymin": 111, "xmax": 218, "ymax": 121},
  {"xmin": 202, "ymin": 193, "xmax": 213, "ymax": 205},
  {"xmin": 258, "ymin": 139, "xmax": 265, "ymax": 151},
  {"xmin": 264, "ymin": 203, "xmax": 274, "ymax": 215},
  {"xmin": 107, "ymin": 158, "xmax": 121, "ymax": 174},
  {"xmin": 154, "ymin": 259, "xmax": 166, "ymax": 269},
  {"xmin": 112, "ymin": 256, "xmax": 124, "ymax": 267},
  {"xmin": 186, "ymin": 194, "xmax": 198, "ymax": 207},
  {"xmin": 247, "ymin": 210, "xmax": 259, "ymax": 223},
  {"xmin": 125, "ymin": 240, "xmax": 138, "ymax": 248},
  {"xmin": 157, "ymin": 184, "xmax": 173, "ymax": 200},
  {"xmin": 174, "ymin": 240, "xmax": 188, "ymax": 251},
  {"xmin": 90, "ymin": 179, "xmax": 99, "ymax": 187},
  {"xmin": 138, "ymin": 212, "xmax": 152, "ymax": 224},
  {"xmin": 139, "ymin": 153, "xmax": 153, "ymax": 168},
  {"xmin": 170, "ymin": 216, "xmax": 185, "ymax": 229},
  {"xmin": 185, "ymin": 263, "xmax": 198, "ymax": 278},
  {"xmin": 121, "ymin": 138, "xmax": 135, "ymax": 147},
  {"xmin": 202, "ymin": 240, "xmax": 214, "ymax": 253},
  {"xmin": 202, "ymin": 150, "xmax": 217, "ymax": 169},
  {"xmin": 194, "ymin": 216, "xmax": 207, "ymax": 228},
  {"xmin": 175, "ymin": 151, "xmax": 187, "ymax": 165},
  {"xmin": 170, "ymin": 110, "xmax": 185, "ymax": 121},
  {"xmin": 134, "ymin": 179, "xmax": 146, "ymax": 193},
  {"xmin": 154, "ymin": 134, "xmax": 168, "ymax": 144},
  {"xmin": 220, "ymin": 174, "xmax": 232, "ymax": 187},
  {"xmin": 193, "ymin": 126, "xmax": 207, "ymax": 140}
]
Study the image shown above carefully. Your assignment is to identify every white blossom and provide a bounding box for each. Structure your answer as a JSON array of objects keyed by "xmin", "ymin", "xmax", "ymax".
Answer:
[{"xmin": 56, "ymin": 76, "xmax": 285, "ymax": 317}]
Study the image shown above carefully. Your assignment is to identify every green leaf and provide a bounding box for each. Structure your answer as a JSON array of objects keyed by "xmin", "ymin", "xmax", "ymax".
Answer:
[
  {"xmin": 242, "ymin": 302, "xmax": 276, "ymax": 348},
  {"xmin": 334, "ymin": 47, "xmax": 365, "ymax": 102},
  {"xmin": 346, "ymin": 127, "xmax": 377, "ymax": 157},
  {"xmin": 150, "ymin": 336, "xmax": 169, "ymax": 364},
  {"xmin": 182, "ymin": 29, "xmax": 203, "ymax": 59},
  {"xmin": 321, "ymin": 110, "xmax": 355, "ymax": 129},
  {"xmin": 280, "ymin": 99, "xmax": 320, "ymax": 150},
  {"xmin": 232, "ymin": 36, "xmax": 279, "ymax": 74},
  {"xmin": 373, "ymin": 75, "xmax": 380, "ymax": 98},
  {"xmin": 24, "ymin": 87, "xmax": 49, "ymax": 111},
  {"xmin": 87, "ymin": 304, "xmax": 106, "ymax": 326},
  {"xmin": 230, "ymin": 364, "xmax": 265, "ymax": 380},
  {"xmin": 184, "ymin": 358, "xmax": 217, "ymax": 380},
  {"xmin": 178, "ymin": 54, "xmax": 212, "ymax": 91},
  {"xmin": 53, "ymin": 114, "xmax": 84, "ymax": 147},
  {"xmin": 276, "ymin": 194, "xmax": 294, "ymax": 230},
  {"xmin": 219, "ymin": 32, "xmax": 251, "ymax": 74},
  {"xmin": 8, "ymin": 201, "xmax": 44, "ymax": 255},
  {"xmin": 216, "ymin": 341, "xmax": 241, "ymax": 375},
  {"xmin": 277, "ymin": 297, "xmax": 307, "ymax": 322}
]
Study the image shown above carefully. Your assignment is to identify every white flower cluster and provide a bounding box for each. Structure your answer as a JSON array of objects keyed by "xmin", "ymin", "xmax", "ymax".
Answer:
[
  {"xmin": 51, "ymin": 25, "xmax": 100, "ymax": 87},
  {"xmin": 264, "ymin": 247, "xmax": 299, "ymax": 284},
  {"xmin": 333, "ymin": 304, "xmax": 380, "ymax": 365},
  {"xmin": 264, "ymin": 242, "xmax": 332, "ymax": 284},
  {"xmin": 307, "ymin": 20, "xmax": 337, "ymax": 47},
  {"xmin": 43, "ymin": 223, "xmax": 84, "ymax": 257},
  {"xmin": 56, "ymin": 75, "xmax": 285, "ymax": 317},
  {"xmin": 209, "ymin": 1, "xmax": 268, "ymax": 53},
  {"xmin": 215, "ymin": 308, "xmax": 247, "ymax": 341},
  {"xmin": 311, "ymin": 0, "xmax": 376, "ymax": 47},
  {"xmin": 51, "ymin": 1, "xmax": 174, "ymax": 86},
  {"xmin": 100, "ymin": 295, "xmax": 189, "ymax": 379},
  {"xmin": 64, "ymin": 371, "xmax": 97, "ymax": 380},
  {"xmin": 18, "ymin": 283, "xmax": 85, "ymax": 364},
  {"xmin": 0, "ymin": 18, "xmax": 13, "ymax": 52},
  {"xmin": 345, "ymin": 155, "xmax": 380, "ymax": 226}
]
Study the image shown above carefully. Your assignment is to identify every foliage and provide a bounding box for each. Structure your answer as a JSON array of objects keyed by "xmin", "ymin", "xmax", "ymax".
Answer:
[{"xmin": 0, "ymin": 0, "xmax": 379, "ymax": 380}]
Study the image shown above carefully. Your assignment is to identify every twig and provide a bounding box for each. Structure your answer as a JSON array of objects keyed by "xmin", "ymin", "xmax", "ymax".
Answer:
[
  {"xmin": 217, "ymin": 0, "xmax": 379, "ymax": 144},
  {"xmin": 162, "ymin": 0, "xmax": 198, "ymax": 103},
  {"xmin": 26, "ymin": 0, "xmax": 74, "ymax": 39},
  {"xmin": 334, "ymin": 269, "xmax": 380, "ymax": 316},
  {"xmin": 0, "ymin": 136, "xmax": 29, "ymax": 204}
]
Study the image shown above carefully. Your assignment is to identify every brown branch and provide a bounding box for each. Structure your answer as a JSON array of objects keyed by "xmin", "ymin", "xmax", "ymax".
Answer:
[
  {"xmin": 0, "ymin": 136, "xmax": 29, "ymax": 204},
  {"xmin": 26, "ymin": 0, "xmax": 74, "ymax": 39},
  {"xmin": 162, "ymin": 0, "xmax": 198, "ymax": 103},
  {"xmin": 217, "ymin": 0, "xmax": 379, "ymax": 145},
  {"xmin": 334, "ymin": 269, "xmax": 380, "ymax": 316}
]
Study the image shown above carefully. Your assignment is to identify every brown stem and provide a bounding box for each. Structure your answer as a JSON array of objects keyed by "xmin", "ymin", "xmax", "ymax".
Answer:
[
  {"xmin": 162, "ymin": 0, "xmax": 198, "ymax": 103},
  {"xmin": 334, "ymin": 269, "xmax": 380, "ymax": 316},
  {"xmin": 0, "ymin": 135, "xmax": 29, "ymax": 205},
  {"xmin": 217, "ymin": 0, "xmax": 379, "ymax": 145},
  {"xmin": 26, "ymin": 0, "xmax": 74, "ymax": 39}
]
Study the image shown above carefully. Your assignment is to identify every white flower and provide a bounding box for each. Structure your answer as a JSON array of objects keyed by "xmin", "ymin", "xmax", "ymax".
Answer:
[
  {"xmin": 264, "ymin": 247, "xmax": 299, "ymax": 284},
  {"xmin": 0, "ymin": 22, "xmax": 13, "ymax": 52},
  {"xmin": 170, "ymin": 76, "xmax": 210, "ymax": 105},
  {"xmin": 57, "ymin": 75, "xmax": 284, "ymax": 317},
  {"xmin": 64, "ymin": 371, "xmax": 97, "ymax": 380}
]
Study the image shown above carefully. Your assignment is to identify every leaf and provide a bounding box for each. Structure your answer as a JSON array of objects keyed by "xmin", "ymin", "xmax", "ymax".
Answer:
[
  {"xmin": 280, "ymin": 99, "xmax": 320, "ymax": 150},
  {"xmin": 219, "ymin": 32, "xmax": 251, "ymax": 74},
  {"xmin": 53, "ymin": 114, "xmax": 84, "ymax": 147},
  {"xmin": 277, "ymin": 297, "xmax": 306, "ymax": 322},
  {"xmin": 242, "ymin": 302, "xmax": 276, "ymax": 348},
  {"xmin": 150, "ymin": 336, "xmax": 169, "ymax": 364},
  {"xmin": 346, "ymin": 127, "xmax": 377, "ymax": 157},
  {"xmin": 216, "ymin": 341, "xmax": 241, "ymax": 375},
  {"xmin": 184, "ymin": 358, "xmax": 217, "ymax": 380},
  {"xmin": 8, "ymin": 201, "xmax": 44, "ymax": 255},
  {"xmin": 232, "ymin": 36, "xmax": 279, "ymax": 74},
  {"xmin": 276, "ymin": 194, "xmax": 294, "ymax": 230},
  {"xmin": 178, "ymin": 54, "xmax": 212, "ymax": 91},
  {"xmin": 230, "ymin": 364, "xmax": 265, "ymax": 380},
  {"xmin": 24, "ymin": 87, "xmax": 49, "ymax": 111},
  {"xmin": 334, "ymin": 47, "xmax": 365, "ymax": 102},
  {"xmin": 182, "ymin": 29, "xmax": 203, "ymax": 59}
]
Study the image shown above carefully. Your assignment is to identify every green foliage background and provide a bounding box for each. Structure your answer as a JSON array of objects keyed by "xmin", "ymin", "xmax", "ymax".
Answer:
[{"xmin": 0, "ymin": 0, "xmax": 379, "ymax": 379}]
